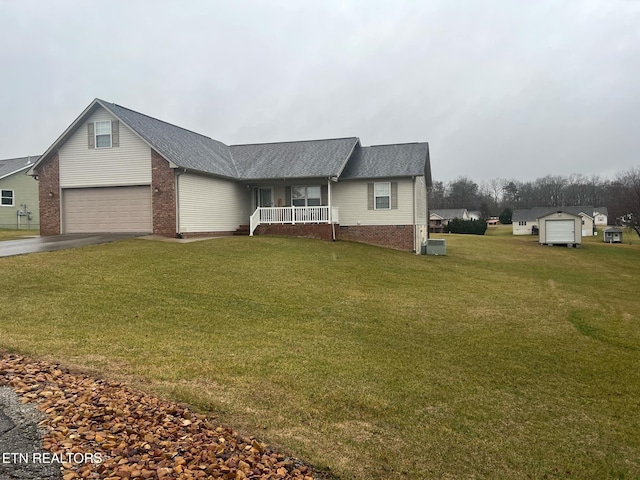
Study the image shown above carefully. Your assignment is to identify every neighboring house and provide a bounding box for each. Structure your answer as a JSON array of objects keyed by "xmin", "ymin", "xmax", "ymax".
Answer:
[
  {"xmin": 429, "ymin": 209, "xmax": 469, "ymax": 232},
  {"xmin": 28, "ymin": 99, "xmax": 432, "ymax": 252},
  {"xmin": 593, "ymin": 207, "xmax": 608, "ymax": 226},
  {"xmin": 0, "ymin": 156, "xmax": 40, "ymax": 230},
  {"xmin": 513, "ymin": 206, "xmax": 596, "ymax": 236},
  {"xmin": 538, "ymin": 211, "xmax": 582, "ymax": 247},
  {"xmin": 467, "ymin": 210, "xmax": 481, "ymax": 221}
]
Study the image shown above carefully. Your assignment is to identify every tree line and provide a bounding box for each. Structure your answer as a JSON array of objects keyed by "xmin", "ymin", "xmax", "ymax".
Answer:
[{"xmin": 430, "ymin": 167, "xmax": 640, "ymax": 236}]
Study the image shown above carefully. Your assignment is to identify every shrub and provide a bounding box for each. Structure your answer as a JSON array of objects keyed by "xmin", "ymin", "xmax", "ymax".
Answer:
[{"xmin": 444, "ymin": 218, "xmax": 488, "ymax": 235}]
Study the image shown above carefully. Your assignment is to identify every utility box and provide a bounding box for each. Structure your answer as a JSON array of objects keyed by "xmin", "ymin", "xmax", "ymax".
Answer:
[{"xmin": 423, "ymin": 238, "xmax": 446, "ymax": 255}]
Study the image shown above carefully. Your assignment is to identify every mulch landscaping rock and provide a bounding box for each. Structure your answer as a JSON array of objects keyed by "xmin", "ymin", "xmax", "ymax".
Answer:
[{"xmin": 0, "ymin": 355, "xmax": 328, "ymax": 480}]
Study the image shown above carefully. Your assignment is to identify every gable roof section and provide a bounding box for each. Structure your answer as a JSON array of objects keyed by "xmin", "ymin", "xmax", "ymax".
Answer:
[
  {"xmin": 430, "ymin": 209, "xmax": 468, "ymax": 220},
  {"xmin": 0, "ymin": 156, "xmax": 40, "ymax": 181},
  {"xmin": 99, "ymin": 101, "xmax": 239, "ymax": 178},
  {"xmin": 340, "ymin": 143, "xmax": 431, "ymax": 184},
  {"xmin": 28, "ymin": 99, "xmax": 432, "ymax": 184},
  {"xmin": 513, "ymin": 206, "xmax": 594, "ymax": 222},
  {"xmin": 230, "ymin": 137, "xmax": 359, "ymax": 180},
  {"xmin": 538, "ymin": 210, "xmax": 582, "ymax": 220},
  {"xmin": 594, "ymin": 206, "xmax": 608, "ymax": 216}
]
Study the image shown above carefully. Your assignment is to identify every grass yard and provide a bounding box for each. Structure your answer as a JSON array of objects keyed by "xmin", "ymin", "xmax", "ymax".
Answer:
[
  {"xmin": 0, "ymin": 228, "xmax": 39, "ymax": 241},
  {"xmin": 1, "ymin": 228, "xmax": 639, "ymax": 479}
]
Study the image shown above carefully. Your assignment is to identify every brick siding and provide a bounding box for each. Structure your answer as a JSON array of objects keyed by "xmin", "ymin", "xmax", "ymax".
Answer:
[
  {"xmin": 337, "ymin": 224, "xmax": 414, "ymax": 251},
  {"xmin": 36, "ymin": 152, "xmax": 61, "ymax": 236},
  {"xmin": 151, "ymin": 150, "xmax": 177, "ymax": 237}
]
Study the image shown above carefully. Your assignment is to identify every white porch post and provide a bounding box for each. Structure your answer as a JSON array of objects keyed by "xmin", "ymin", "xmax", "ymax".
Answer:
[{"xmin": 328, "ymin": 178, "xmax": 332, "ymax": 224}]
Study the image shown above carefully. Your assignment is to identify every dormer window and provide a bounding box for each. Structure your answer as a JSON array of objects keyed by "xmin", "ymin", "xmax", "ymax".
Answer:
[{"xmin": 95, "ymin": 121, "xmax": 112, "ymax": 148}]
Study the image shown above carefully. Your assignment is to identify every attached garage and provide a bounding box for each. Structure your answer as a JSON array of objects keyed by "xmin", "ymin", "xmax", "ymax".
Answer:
[
  {"xmin": 62, "ymin": 186, "xmax": 153, "ymax": 233},
  {"xmin": 538, "ymin": 211, "xmax": 582, "ymax": 247}
]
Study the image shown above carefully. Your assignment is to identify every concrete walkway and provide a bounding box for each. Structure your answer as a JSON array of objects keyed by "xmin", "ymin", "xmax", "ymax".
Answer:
[{"xmin": 0, "ymin": 233, "xmax": 145, "ymax": 258}]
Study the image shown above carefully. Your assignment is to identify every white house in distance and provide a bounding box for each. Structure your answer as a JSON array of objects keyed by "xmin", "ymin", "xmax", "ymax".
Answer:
[
  {"xmin": 593, "ymin": 207, "xmax": 608, "ymax": 226},
  {"xmin": 512, "ymin": 206, "xmax": 596, "ymax": 237},
  {"xmin": 27, "ymin": 99, "xmax": 432, "ymax": 252},
  {"xmin": 429, "ymin": 208, "xmax": 469, "ymax": 232}
]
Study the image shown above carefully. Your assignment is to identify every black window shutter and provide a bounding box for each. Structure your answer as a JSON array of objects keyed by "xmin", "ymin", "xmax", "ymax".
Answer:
[{"xmin": 367, "ymin": 183, "xmax": 374, "ymax": 210}]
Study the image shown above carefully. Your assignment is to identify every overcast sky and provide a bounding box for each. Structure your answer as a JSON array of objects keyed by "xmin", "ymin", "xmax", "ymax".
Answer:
[{"xmin": 1, "ymin": 0, "xmax": 638, "ymax": 183}]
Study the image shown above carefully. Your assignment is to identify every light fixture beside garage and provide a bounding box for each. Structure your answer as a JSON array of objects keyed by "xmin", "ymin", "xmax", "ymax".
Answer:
[
  {"xmin": 48, "ymin": 191, "xmax": 54, "ymax": 197},
  {"xmin": 154, "ymin": 187, "xmax": 159, "ymax": 193}
]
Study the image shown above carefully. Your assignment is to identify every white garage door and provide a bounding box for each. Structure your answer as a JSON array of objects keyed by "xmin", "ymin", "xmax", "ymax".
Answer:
[
  {"xmin": 63, "ymin": 186, "xmax": 153, "ymax": 233},
  {"xmin": 545, "ymin": 219, "xmax": 574, "ymax": 243}
]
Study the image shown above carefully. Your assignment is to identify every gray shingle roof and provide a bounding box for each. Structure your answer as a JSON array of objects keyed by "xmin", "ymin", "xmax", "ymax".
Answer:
[
  {"xmin": 30, "ymin": 98, "xmax": 431, "ymax": 184},
  {"xmin": 230, "ymin": 137, "xmax": 359, "ymax": 180},
  {"xmin": 99, "ymin": 100, "xmax": 240, "ymax": 178},
  {"xmin": 340, "ymin": 143, "xmax": 430, "ymax": 180},
  {"xmin": 0, "ymin": 156, "xmax": 40, "ymax": 180},
  {"xmin": 595, "ymin": 206, "xmax": 608, "ymax": 216},
  {"xmin": 430, "ymin": 209, "xmax": 468, "ymax": 220},
  {"xmin": 513, "ymin": 206, "xmax": 594, "ymax": 222}
]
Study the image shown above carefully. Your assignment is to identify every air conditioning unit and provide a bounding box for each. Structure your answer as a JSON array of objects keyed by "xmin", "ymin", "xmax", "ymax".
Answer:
[{"xmin": 423, "ymin": 238, "xmax": 446, "ymax": 256}]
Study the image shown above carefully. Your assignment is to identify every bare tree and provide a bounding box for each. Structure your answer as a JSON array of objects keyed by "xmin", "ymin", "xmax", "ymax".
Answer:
[{"xmin": 611, "ymin": 167, "xmax": 640, "ymax": 237}]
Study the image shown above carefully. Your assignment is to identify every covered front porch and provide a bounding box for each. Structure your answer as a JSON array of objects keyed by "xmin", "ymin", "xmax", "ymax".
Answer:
[{"xmin": 245, "ymin": 181, "xmax": 339, "ymax": 236}]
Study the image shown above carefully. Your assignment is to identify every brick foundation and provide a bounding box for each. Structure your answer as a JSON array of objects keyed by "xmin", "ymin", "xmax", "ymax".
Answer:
[
  {"xmin": 151, "ymin": 150, "xmax": 177, "ymax": 237},
  {"xmin": 36, "ymin": 152, "xmax": 61, "ymax": 236},
  {"xmin": 179, "ymin": 231, "xmax": 235, "ymax": 239},
  {"xmin": 255, "ymin": 223, "xmax": 335, "ymax": 241},
  {"xmin": 337, "ymin": 225, "xmax": 414, "ymax": 251}
]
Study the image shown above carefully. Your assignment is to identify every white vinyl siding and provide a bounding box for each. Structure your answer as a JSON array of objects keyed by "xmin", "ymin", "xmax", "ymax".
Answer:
[
  {"xmin": 178, "ymin": 173, "xmax": 249, "ymax": 233},
  {"xmin": 333, "ymin": 178, "xmax": 414, "ymax": 226},
  {"xmin": 414, "ymin": 175, "xmax": 427, "ymax": 224},
  {"xmin": 59, "ymin": 107, "xmax": 151, "ymax": 188}
]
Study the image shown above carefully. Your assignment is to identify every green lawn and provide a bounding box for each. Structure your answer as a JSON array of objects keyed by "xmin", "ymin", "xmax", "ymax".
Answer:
[
  {"xmin": 1, "ymin": 230, "xmax": 639, "ymax": 479},
  {"xmin": 0, "ymin": 228, "xmax": 39, "ymax": 241}
]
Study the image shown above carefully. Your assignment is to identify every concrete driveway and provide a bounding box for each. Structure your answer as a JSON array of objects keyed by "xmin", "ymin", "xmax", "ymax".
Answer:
[{"xmin": 0, "ymin": 233, "xmax": 145, "ymax": 258}]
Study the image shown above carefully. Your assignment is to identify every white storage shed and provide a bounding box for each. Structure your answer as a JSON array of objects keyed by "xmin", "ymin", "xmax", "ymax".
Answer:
[{"xmin": 538, "ymin": 211, "xmax": 582, "ymax": 247}]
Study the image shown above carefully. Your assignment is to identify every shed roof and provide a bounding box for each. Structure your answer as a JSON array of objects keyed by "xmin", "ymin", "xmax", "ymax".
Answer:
[
  {"xmin": 0, "ymin": 156, "xmax": 40, "ymax": 181},
  {"xmin": 513, "ymin": 206, "xmax": 594, "ymax": 222}
]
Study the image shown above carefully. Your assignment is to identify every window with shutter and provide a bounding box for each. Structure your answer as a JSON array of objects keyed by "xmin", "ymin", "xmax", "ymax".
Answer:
[
  {"xmin": 374, "ymin": 182, "xmax": 391, "ymax": 210},
  {"xmin": 95, "ymin": 121, "xmax": 112, "ymax": 148}
]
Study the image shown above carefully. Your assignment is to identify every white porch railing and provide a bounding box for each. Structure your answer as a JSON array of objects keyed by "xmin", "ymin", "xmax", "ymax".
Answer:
[{"xmin": 250, "ymin": 206, "xmax": 337, "ymax": 236}]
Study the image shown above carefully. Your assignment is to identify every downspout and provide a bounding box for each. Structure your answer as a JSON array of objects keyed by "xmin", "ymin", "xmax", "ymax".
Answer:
[
  {"xmin": 426, "ymin": 181, "xmax": 431, "ymax": 240},
  {"xmin": 175, "ymin": 168, "xmax": 186, "ymax": 237},
  {"xmin": 412, "ymin": 176, "xmax": 417, "ymax": 254}
]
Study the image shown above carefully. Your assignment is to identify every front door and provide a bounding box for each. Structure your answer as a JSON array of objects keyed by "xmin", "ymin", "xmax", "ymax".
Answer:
[{"xmin": 254, "ymin": 187, "xmax": 274, "ymax": 209}]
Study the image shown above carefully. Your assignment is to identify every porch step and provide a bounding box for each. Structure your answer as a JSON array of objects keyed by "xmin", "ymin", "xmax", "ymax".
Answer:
[{"xmin": 233, "ymin": 224, "xmax": 251, "ymax": 236}]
